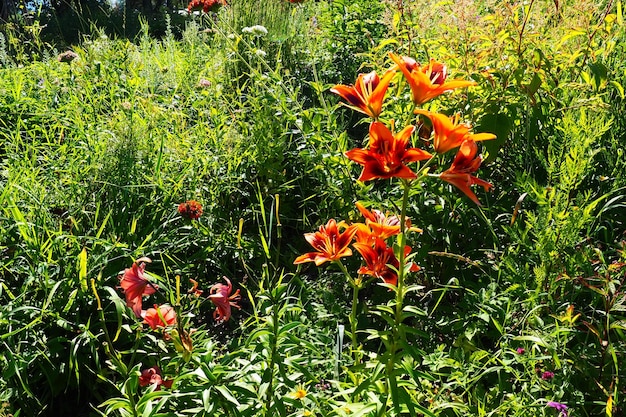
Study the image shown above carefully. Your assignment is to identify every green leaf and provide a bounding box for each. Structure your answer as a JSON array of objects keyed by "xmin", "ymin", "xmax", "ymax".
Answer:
[
  {"xmin": 477, "ymin": 113, "xmax": 511, "ymax": 163},
  {"xmin": 215, "ymin": 385, "xmax": 240, "ymax": 406}
]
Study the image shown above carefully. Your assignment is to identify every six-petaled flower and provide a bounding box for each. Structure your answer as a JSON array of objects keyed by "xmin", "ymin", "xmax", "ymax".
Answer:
[
  {"xmin": 209, "ymin": 277, "xmax": 241, "ymax": 322},
  {"xmin": 389, "ymin": 53, "xmax": 476, "ymax": 105},
  {"xmin": 439, "ymin": 139, "xmax": 492, "ymax": 206},
  {"xmin": 294, "ymin": 219, "xmax": 358, "ymax": 266},
  {"xmin": 345, "ymin": 121, "xmax": 432, "ymax": 182},
  {"xmin": 414, "ymin": 110, "xmax": 496, "ymax": 154},
  {"xmin": 331, "ymin": 69, "xmax": 396, "ymax": 119},
  {"xmin": 143, "ymin": 304, "xmax": 177, "ymax": 330},
  {"xmin": 119, "ymin": 257, "xmax": 158, "ymax": 318},
  {"xmin": 353, "ymin": 238, "xmax": 419, "ymax": 286}
]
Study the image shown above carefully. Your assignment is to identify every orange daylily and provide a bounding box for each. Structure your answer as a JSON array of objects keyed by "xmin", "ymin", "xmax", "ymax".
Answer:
[
  {"xmin": 389, "ymin": 53, "xmax": 476, "ymax": 106},
  {"xmin": 294, "ymin": 219, "xmax": 358, "ymax": 266},
  {"xmin": 345, "ymin": 121, "xmax": 431, "ymax": 182},
  {"xmin": 119, "ymin": 257, "xmax": 158, "ymax": 318},
  {"xmin": 355, "ymin": 202, "xmax": 419, "ymax": 242},
  {"xmin": 414, "ymin": 110, "xmax": 496, "ymax": 154},
  {"xmin": 330, "ymin": 69, "xmax": 396, "ymax": 119},
  {"xmin": 353, "ymin": 238, "xmax": 419, "ymax": 286},
  {"xmin": 209, "ymin": 277, "xmax": 241, "ymax": 322},
  {"xmin": 439, "ymin": 139, "xmax": 492, "ymax": 206},
  {"xmin": 143, "ymin": 304, "xmax": 177, "ymax": 330}
]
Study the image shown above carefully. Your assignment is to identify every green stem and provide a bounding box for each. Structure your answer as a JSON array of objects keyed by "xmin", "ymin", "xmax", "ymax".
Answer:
[
  {"xmin": 336, "ymin": 260, "xmax": 361, "ymax": 365},
  {"xmin": 386, "ymin": 179, "xmax": 412, "ymax": 414},
  {"xmin": 264, "ymin": 293, "xmax": 280, "ymax": 416}
]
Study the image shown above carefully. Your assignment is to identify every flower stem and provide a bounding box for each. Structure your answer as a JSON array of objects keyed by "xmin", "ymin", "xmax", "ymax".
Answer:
[
  {"xmin": 335, "ymin": 261, "xmax": 361, "ymax": 365},
  {"xmin": 387, "ymin": 178, "xmax": 412, "ymax": 414}
]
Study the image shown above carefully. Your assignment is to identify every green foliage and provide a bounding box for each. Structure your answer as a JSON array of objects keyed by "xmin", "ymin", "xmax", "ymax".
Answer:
[{"xmin": 1, "ymin": 1, "xmax": 626, "ymax": 417}]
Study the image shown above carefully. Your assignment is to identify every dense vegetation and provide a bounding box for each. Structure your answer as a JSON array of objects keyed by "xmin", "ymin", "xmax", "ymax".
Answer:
[{"xmin": 1, "ymin": 0, "xmax": 625, "ymax": 416}]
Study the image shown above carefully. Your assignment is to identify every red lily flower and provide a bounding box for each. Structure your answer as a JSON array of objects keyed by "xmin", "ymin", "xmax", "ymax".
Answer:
[
  {"xmin": 414, "ymin": 110, "xmax": 496, "ymax": 154},
  {"xmin": 143, "ymin": 304, "xmax": 177, "ymax": 330},
  {"xmin": 331, "ymin": 69, "xmax": 396, "ymax": 119},
  {"xmin": 294, "ymin": 219, "xmax": 358, "ymax": 266},
  {"xmin": 345, "ymin": 121, "xmax": 431, "ymax": 182},
  {"xmin": 389, "ymin": 53, "xmax": 476, "ymax": 105},
  {"xmin": 139, "ymin": 366, "xmax": 173, "ymax": 390},
  {"xmin": 209, "ymin": 277, "xmax": 241, "ymax": 322},
  {"xmin": 439, "ymin": 139, "xmax": 492, "ymax": 206},
  {"xmin": 353, "ymin": 238, "xmax": 419, "ymax": 286},
  {"xmin": 119, "ymin": 257, "xmax": 158, "ymax": 318}
]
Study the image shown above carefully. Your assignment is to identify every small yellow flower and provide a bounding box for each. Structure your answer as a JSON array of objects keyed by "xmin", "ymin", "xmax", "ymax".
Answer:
[{"xmin": 289, "ymin": 387, "xmax": 307, "ymax": 399}]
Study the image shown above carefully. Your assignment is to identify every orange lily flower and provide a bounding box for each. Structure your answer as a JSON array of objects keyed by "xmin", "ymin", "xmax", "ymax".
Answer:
[
  {"xmin": 209, "ymin": 277, "xmax": 241, "ymax": 322},
  {"xmin": 389, "ymin": 53, "xmax": 476, "ymax": 105},
  {"xmin": 119, "ymin": 257, "xmax": 158, "ymax": 318},
  {"xmin": 439, "ymin": 139, "xmax": 492, "ymax": 206},
  {"xmin": 345, "ymin": 121, "xmax": 431, "ymax": 182},
  {"xmin": 355, "ymin": 202, "xmax": 401, "ymax": 240},
  {"xmin": 414, "ymin": 110, "xmax": 496, "ymax": 154},
  {"xmin": 143, "ymin": 304, "xmax": 177, "ymax": 330},
  {"xmin": 353, "ymin": 238, "xmax": 419, "ymax": 286},
  {"xmin": 330, "ymin": 69, "xmax": 395, "ymax": 119},
  {"xmin": 294, "ymin": 219, "xmax": 358, "ymax": 265}
]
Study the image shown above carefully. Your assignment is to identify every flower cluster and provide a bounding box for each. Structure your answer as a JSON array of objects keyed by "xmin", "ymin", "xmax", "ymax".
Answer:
[
  {"xmin": 333, "ymin": 52, "xmax": 496, "ymax": 205},
  {"xmin": 119, "ymin": 258, "xmax": 240, "ymax": 325},
  {"xmin": 295, "ymin": 202, "xmax": 419, "ymax": 287},
  {"xmin": 178, "ymin": 200, "xmax": 203, "ymax": 220},
  {"xmin": 187, "ymin": 0, "xmax": 226, "ymax": 13}
]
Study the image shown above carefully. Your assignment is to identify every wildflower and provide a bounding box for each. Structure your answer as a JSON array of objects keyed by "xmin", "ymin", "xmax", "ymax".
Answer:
[
  {"xmin": 413, "ymin": 110, "xmax": 496, "ymax": 154},
  {"xmin": 143, "ymin": 304, "xmax": 177, "ymax": 330},
  {"xmin": 541, "ymin": 371, "xmax": 555, "ymax": 380},
  {"xmin": 58, "ymin": 50, "xmax": 78, "ymax": 63},
  {"xmin": 330, "ymin": 69, "xmax": 396, "ymax": 119},
  {"xmin": 345, "ymin": 121, "xmax": 431, "ymax": 182},
  {"xmin": 209, "ymin": 277, "xmax": 241, "ymax": 322},
  {"xmin": 293, "ymin": 219, "xmax": 358, "ymax": 266},
  {"xmin": 438, "ymin": 139, "xmax": 492, "ymax": 206},
  {"xmin": 187, "ymin": 0, "xmax": 226, "ymax": 13},
  {"xmin": 355, "ymin": 202, "xmax": 420, "ymax": 242},
  {"xmin": 198, "ymin": 78, "xmax": 212, "ymax": 88},
  {"xmin": 288, "ymin": 387, "xmax": 307, "ymax": 399},
  {"xmin": 178, "ymin": 200, "xmax": 203, "ymax": 220},
  {"xmin": 119, "ymin": 257, "xmax": 158, "ymax": 318},
  {"xmin": 242, "ymin": 25, "xmax": 268, "ymax": 36},
  {"xmin": 389, "ymin": 53, "xmax": 476, "ymax": 105},
  {"xmin": 516, "ymin": 347, "xmax": 525, "ymax": 355},
  {"xmin": 353, "ymin": 238, "xmax": 419, "ymax": 286},
  {"xmin": 138, "ymin": 366, "xmax": 173, "ymax": 390},
  {"xmin": 547, "ymin": 401, "xmax": 568, "ymax": 417}
]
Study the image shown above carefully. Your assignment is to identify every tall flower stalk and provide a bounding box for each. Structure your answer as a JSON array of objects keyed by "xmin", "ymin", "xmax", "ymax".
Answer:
[{"xmin": 295, "ymin": 51, "xmax": 495, "ymax": 414}]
